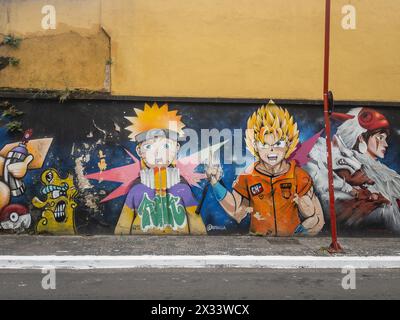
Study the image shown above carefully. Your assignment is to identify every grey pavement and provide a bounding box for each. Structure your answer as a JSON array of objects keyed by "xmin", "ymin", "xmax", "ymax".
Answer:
[
  {"xmin": 0, "ymin": 268, "xmax": 399, "ymax": 300},
  {"xmin": 1, "ymin": 236, "xmax": 400, "ymax": 300},
  {"xmin": 0, "ymin": 235, "xmax": 399, "ymax": 257}
]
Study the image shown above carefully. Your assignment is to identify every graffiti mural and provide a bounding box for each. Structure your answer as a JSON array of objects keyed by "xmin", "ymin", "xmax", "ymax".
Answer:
[
  {"xmin": 86, "ymin": 103, "xmax": 212, "ymax": 235},
  {"xmin": 0, "ymin": 129, "xmax": 52, "ymax": 233},
  {"xmin": 206, "ymin": 101, "xmax": 325, "ymax": 236},
  {"xmin": 0, "ymin": 97, "xmax": 400, "ymax": 237},
  {"xmin": 306, "ymin": 108, "xmax": 400, "ymax": 233},
  {"xmin": 0, "ymin": 204, "xmax": 31, "ymax": 232},
  {"xmin": 33, "ymin": 169, "xmax": 78, "ymax": 235}
]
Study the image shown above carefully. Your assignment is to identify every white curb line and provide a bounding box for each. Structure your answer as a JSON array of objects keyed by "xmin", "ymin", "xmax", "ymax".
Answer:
[{"xmin": 1, "ymin": 255, "xmax": 400, "ymax": 269}]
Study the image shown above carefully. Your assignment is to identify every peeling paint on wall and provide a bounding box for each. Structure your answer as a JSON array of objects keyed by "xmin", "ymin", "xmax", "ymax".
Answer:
[{"xmin": 74, "ymin": 155, "xmax": 99, "ymax": 213}]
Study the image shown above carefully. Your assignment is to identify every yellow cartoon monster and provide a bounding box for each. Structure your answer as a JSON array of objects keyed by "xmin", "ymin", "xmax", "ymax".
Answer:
[{"xmin": 33, "ymin": 169, "xmax": 78, "ymax": 235}]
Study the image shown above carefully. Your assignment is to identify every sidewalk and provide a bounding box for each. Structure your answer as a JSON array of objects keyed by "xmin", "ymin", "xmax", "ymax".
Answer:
[
  {"xmin": 1, "ymin": 236, "xmax": 400, "ymax": 269},
  {"xmin": 0, "ymin": 235, "xmax": 399, "ymax": 256}
]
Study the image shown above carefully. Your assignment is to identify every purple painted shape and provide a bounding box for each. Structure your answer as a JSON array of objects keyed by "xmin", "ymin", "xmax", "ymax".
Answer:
[
  {"xmin": 124, "ymin": 183, "xmax": 154, "ymax": 210},
  {"xmin": 124, "ymin": 181, "xmax": 198, "ymax": 210},
  {"xmin": 12, "ymin": 144, "xmax": 29, "ymax": 156},
  {"xmin": 169, "ymin": 183, "xmax": 198, "ymax": 207}
]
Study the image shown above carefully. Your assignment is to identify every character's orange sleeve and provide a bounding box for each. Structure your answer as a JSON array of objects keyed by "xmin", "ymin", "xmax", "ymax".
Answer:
[
  {"xmin": 295, "ymin": 166, "xmax": 313, "ymax": 197},
  {"xmin": 233, "ymin": 174, "xmax": 250, "ymax": 199}
]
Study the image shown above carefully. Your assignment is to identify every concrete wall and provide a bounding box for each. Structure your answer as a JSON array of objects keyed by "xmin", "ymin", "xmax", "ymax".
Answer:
[
  {"xmin": 1, "ymin": 0, "xmax": 400, "ymax": 101},
  {"xmin": 0, "ymin": 98, "xmax": 399, "ymax": 236}
]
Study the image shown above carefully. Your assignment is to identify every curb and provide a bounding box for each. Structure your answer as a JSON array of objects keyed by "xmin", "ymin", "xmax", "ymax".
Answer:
[{"xmin": 1, "ymin": 255, "xmax": 400, "ymax": 270}]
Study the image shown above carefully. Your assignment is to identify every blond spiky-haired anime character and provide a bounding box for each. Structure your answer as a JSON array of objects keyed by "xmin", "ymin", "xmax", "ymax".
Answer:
[
  {"xmin": 115, "ymin": 103, "xmax": 206, "ymax": 235},
  {"xmin": 206, "ymin": 100, "xmax": 324, "ymax": 236}
]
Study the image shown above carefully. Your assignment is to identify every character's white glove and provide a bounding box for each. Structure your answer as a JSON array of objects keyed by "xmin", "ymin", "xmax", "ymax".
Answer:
[{"xmin": 7, "ymin": 155, "xmax": 34, "ymax": 179}]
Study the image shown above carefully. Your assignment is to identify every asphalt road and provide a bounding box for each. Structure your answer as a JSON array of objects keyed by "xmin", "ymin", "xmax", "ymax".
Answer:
[{"xmin": 0, "ymin": 268, "xmax": 399, "ymax": 300}]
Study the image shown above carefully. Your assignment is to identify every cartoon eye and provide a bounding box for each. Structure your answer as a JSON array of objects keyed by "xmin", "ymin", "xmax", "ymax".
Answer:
[
  {"xmin": 9, "ymin": 212, "xmax": 19, "ymax": 223},
  {"xmin": 257, "ymin": 142, "xmax": 269, "ymax": 149},
  {"xmin": 143, "ymin": 144, "xmax": 152, "ymax": 151},
  {"xmin": 377, "ymin": 135, "xmax": 386, "ymax": 141},
  {"xmin": 46, "ymin": 171, "xmax": 54, "ymax": 183},
  {"xmin": 274, "ymin": 140, "xmax": 287, "ymax": 148},
  {"xmin": 164, "ymin": 143, "xmax": 171, "ymax": 149}
]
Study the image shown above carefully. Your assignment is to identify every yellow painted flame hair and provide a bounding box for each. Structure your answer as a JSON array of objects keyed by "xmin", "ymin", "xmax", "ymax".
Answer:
[
  {"xmin": 245, "ymin": 100, "xmax": 299, "ymax": 159},
  {"xmin": 125, "ymin": 103, "xmax": 186, "ymax": 142}
]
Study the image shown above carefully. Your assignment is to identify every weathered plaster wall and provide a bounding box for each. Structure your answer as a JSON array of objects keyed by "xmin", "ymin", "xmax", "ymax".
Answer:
[
  {"xmin": 0, "ymin": 30, "xmax": 110, "ymax": 91},
  {"xmin": 0, "ymin": 0, "xmax": 109, "ymax": 91},
  {"xmin": 1, "ymin": 0, "xmax": 400, "ymax": 101}
]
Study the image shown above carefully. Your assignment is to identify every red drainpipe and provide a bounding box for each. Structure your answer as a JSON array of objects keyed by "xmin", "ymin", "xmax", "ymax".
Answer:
[{"xmin": 323, "ymin": 0, "xmax": 343, "ymax": 253}]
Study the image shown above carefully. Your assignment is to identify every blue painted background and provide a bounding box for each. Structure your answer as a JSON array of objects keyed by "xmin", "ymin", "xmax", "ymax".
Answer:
[{"xmin": 1, "ymin": 98, "xmax": 400, "ymax": 235}]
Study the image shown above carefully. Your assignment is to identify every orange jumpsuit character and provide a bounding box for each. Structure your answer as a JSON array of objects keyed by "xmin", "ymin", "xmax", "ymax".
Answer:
[{"xmin": 206, "ymin": 100, "xmax": 325, "ymax": 236}]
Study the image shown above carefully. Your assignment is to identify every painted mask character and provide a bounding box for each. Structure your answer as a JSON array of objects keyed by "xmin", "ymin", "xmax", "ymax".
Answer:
[
  {"xmin": 114, "ymin": 103, "xmax": 207, "ymax": 235},
  {"xmin": 306, "ymin": 108, "xmax": 400, "ymax": 231},
  {"xmin": 32, "ymin": 169, "xmax": 78, "ymax": 235},
  {"xmin": 0, "ymin": 204, "xmax": 31, "ymax": 232},
  {"xmin": 206, "ymin": 100, "xmax": 325, "ymax": 236}
]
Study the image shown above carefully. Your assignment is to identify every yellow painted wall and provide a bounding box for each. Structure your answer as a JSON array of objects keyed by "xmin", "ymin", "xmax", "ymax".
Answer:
[
  {"xmin": 0, "ymin": 0, "xmax": 109, "ymax": 91},
  {"xmin": 330, "ymin": 0, "xmax": 400, "ymax": 102},
  {"xmin": 0, "ymin": 0, "xmax": 399, "ymax": 101}
]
